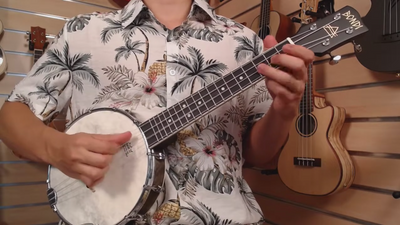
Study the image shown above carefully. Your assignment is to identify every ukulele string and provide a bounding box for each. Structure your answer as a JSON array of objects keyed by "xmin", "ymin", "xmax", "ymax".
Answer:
[
  {"xmin": 384, "ymin": 0, "xmax": 387, "ymax": 35},
  {"xmin": 50, "ymin": 30, "xmax": 350, "ymax": 202},
  {"xmin": 141, "ymin": 27, "xmax": 353, "ymax": 144},
  {"xmin": 390, "ymin": 0, "xmax": 392, "ymax": 35}
]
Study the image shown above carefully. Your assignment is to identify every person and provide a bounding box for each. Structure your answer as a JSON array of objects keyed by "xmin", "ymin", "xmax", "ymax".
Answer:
[{"xmin": 0, "ymin": 0, "xmax": 314, "ymax": 224}]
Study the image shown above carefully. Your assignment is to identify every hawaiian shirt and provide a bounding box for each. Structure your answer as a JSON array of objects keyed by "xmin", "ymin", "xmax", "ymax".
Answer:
[{"xmin": 7, "ymin": 0, "xmax": 272, "ymax": 224}]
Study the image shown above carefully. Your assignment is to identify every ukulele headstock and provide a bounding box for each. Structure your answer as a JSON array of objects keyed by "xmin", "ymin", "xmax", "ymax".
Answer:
[
  {"xmin": 27, "ymin": 26, "xmax": 48, "ymax": 51},
  {"xmin": 292, "ymin": 6, "xmax": 368, "ymax": 57}
]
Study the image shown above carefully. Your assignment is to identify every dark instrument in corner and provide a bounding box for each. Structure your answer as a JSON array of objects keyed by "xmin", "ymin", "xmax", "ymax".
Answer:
[
  {"xmin": 27, "ymin": 26, "xmax": 49, "ymax": 64},
  {"xmin": 354, "ymin": 0, "xmax": 400, "ymax": 73},
  {"xmin": 277, "ymin": 0, "xmax": 356, "ymax": 196},
  {"xmin": 251, "ymin": 0, "xmax": 296, "ymax": 42},
  {"xmin": 0, "ymin": 20, "xmax": 8, "ymax": 77}
]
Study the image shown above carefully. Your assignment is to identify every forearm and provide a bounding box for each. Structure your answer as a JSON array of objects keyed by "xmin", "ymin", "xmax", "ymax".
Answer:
[
  {"xmin": 0, "ymin": 102, "xmax": 63, "ymax": 163},
  {"xmin": 243, "ymin": 107, "xmax": 292, "ymax": 168}
]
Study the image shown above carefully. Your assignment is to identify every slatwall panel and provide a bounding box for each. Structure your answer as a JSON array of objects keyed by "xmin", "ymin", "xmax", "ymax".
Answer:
[
  {"xmin": 0, "ymin": 1, "xmax": 117, "ymax": 224},
  {"xmin": 216, "ymin": 0, "xmax": 400, "ymax": 224}
]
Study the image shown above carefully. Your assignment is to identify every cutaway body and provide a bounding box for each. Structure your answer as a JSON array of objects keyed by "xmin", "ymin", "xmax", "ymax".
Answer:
[{"xmin": 278, "ymin": 97, "xmax": 355, "ymax": 196}]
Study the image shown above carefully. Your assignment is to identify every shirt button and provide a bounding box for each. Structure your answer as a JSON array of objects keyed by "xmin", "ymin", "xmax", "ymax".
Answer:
[{"xmin": 170, "ymin": 70, "xmax": 176, "ymax": 76}]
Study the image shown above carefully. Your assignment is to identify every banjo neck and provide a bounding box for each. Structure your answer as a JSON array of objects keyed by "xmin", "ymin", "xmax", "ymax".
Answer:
[{"xmin": 140, "ymin": 38, "xmax": 291, "ymax": 149}]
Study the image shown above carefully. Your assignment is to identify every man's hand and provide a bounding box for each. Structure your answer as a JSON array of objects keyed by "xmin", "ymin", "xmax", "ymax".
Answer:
[{"xmin": 257, "ymin": 35, "xmax": 315, "ymax": 120}]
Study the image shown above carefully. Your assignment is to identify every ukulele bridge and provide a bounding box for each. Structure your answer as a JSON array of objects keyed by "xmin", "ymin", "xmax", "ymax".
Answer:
[{"xmin": 294, "ymin": 157, "xmax": 321, "ymax": 167}]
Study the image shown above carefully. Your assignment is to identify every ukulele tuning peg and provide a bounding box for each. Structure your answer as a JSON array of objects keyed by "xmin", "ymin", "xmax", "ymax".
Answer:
[
  {"xmin": 352, "ymin": 40, "xmax": 362, "ymax": 53},
  {"xmin": 291, "ymin": 17, "xmax": 302, "ymax": 23},
  {"xmin": 328, "ymin": 53, "xmax": 341, "ymax": 65},
  {"xmin": 393, "ymin": 191, "xmax": 400, "ymax": 199}
]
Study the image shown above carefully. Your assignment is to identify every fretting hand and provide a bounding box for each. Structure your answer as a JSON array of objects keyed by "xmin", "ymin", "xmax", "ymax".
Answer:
[{"xmin": 257, "ymin": 35, "xmax": 315, "ymax": 120}]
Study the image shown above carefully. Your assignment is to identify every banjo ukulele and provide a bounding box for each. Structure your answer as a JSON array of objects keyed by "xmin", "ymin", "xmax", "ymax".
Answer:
[{"xmin": 46, "ymin": 6, "xmax": 368, "ymax": 225}]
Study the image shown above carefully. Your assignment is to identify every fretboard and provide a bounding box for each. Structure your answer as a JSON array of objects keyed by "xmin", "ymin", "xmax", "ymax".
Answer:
[
  {"xmin": 299, "ymin": 64, "xmax": 314, "ymax": 113},
  {"xmin": 259, "ymin": 0, "xmax": 271, "ymax": 38},
  {"xmin": 33, "ymin": 49, "xmax": 43, "ymax": 63},
  {"xmin": 141, "ymin": 39, "xmax": 291, "ymax": 149}
]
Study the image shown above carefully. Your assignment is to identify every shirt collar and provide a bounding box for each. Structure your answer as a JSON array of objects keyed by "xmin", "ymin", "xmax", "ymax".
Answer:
[{"xmin": 121, "ymin": 0, "xmax": 218, "ymax": 28}]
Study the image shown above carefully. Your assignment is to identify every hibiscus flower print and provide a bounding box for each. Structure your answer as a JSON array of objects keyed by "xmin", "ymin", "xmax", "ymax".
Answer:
[
  {"xmin": 213, "ymin": 19, "xmax": 242, "ymax": 35},
  {"xmin": 184, "ymin": 129, "xmax": 228, "ymax": 173},
  {"xmin": 110, "ymin": 72, "xmax": 167, "ymax": 110}
]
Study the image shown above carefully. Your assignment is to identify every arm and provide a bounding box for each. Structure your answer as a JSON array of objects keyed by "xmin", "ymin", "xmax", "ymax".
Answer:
[{"xmin": 0, "ymin": 25, "xmax": 71, "ymax": 163}]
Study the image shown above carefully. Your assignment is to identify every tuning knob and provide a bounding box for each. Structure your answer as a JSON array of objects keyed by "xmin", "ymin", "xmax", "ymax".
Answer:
[
  {"xmin": 352, "ymin": 40, "xmax": 362, "ymax": 53},
  {"xmin": 328, "ymin": 53, "xmax": 341, "ymax": 65},
  {"xmin": 393, "ymin": 191, "xmax": 400, "ymax": 199},
  {"xmin": 291, "ymin": 17, "xmax": 302, "ymax": 23}
]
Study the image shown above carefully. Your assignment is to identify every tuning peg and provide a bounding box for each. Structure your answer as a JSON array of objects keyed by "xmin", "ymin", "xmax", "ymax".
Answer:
[
  {"xmin": 328, "ymin": 53, "xmax": 341, "ymax": 65},
  {"xmin": 352, "ymin": 40, "xmax": 362, "ymax": 53},
  {"xmin": 393, "ymin": 191, "xmax": 400, "ymax": 199},
  {"xmin": 26, "ymin": 31, "xmax": 30, "ymax": 35},
  {"xmin": 291, "ymin": 17, "xmax": 302, "ymax": 23}
]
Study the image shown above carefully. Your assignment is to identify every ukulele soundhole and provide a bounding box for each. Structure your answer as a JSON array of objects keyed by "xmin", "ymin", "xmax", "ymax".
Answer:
[{"xmin": 296, "ymin": 113, "xmax": 317, "ymax": 137}]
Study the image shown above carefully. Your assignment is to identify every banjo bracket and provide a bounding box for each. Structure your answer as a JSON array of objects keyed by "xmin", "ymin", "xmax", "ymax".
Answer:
[
  {"xmin": 143, "ymin": 184, "xmax": 164, "ymax": 193},
  {"xmin": 124, "ymin": 214, "xmax": 148, "ymax": 224},
  {"xmin": 147, "ymin": 150, "xmax": 165, "ymax": 160}
]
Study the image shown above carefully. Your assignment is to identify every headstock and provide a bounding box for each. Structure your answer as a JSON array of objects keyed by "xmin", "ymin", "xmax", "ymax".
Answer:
[
  {"xmin": 27, "ymin": 26, "xmax": 48, "ymax": 51},
  {"xmin": 300, "ymin": 0, "xmax": 319, "ymax": 24},
  {"xmin": 292, "ymin": 6, "xmax": 368, "ymax": 57}
]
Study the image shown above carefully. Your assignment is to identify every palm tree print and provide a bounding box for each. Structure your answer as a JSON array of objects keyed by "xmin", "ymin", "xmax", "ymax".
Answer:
[
  {"xmin": 168, "ymin": 46, "xmax": 228, "ymax": 94},
  {"xmin": 28, "ymin": 80, "xmax": 59, "ymax": 116},
  {"xmin": 233, "ymin": 34, "xmax": 262, "ymax": 63},
  {"xmin": 33, "ymin": 42, "xmax": 100, "ymax": 93},
  {"xmin": 66, "ymin": 14, "xmax": 91, "ymax": 32},
  {"xmin": 114, "ymin": 40, "xmax": 145, "ymax": 71},
  {"xmin": 101, "ymin": 9, "xmax": 159, "ymax": 72}
]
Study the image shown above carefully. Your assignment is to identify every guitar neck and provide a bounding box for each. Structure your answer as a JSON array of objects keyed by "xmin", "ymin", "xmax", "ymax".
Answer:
[
  {"xmin": 33, "ymin": 49, "xmax": 44, "ymax": 63},
  {"xmin": 259, "ymin": 0, "xmax": 271, "ymax": 38},
  {"xmin": 141, "ymin": 39, "xmax": 291, "ymax": 149},
  {"xmin": 299, "ymin": 64, "xmax": 314, "ymax": 113}
]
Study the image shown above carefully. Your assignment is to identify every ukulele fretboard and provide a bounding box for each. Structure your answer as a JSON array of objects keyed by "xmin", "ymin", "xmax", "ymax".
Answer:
[{"xmin": 34, "ymin": 50, "xmax": 43, "ymax": 63}]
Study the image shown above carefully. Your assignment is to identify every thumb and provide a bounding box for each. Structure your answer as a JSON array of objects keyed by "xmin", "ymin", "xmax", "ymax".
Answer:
[
  {"xmin": 92, "ymin": 131, "xmax": 132, "ymax": 145},
  {"xmin": 263, "ymin": 35, "xmax": 278, "ymax": 50}
]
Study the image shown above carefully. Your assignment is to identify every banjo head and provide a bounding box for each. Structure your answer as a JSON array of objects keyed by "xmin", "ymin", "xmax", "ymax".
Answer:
[{"xmin": 47, "ymin": 108, "xmax": 165, "ymax": 225}]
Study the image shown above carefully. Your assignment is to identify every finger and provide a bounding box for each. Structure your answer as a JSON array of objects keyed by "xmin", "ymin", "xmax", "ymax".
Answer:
[
  {"xmin": 91, "ymin": 131, "xmax": 132, "ymax": 145},
  {"xmin": 80, "ymin": 137, "xmax": 121, "ymax": 155},
  {"xmin": 266, "ymin": 80, "xmax": 300, "ymax": 102},
  {"xmin": 73, "ymin": 163, "xmax": 109, "ymax": 186},
  {"xmin": 282, "ymin": 44, "xmax": 315, "ymax": 66},
  {"xmin": 258, "ymin": 63, "xmax": 304, "ymax": 94},
  {"xmin": 270, "ymin": 54, "xmax": 308, "ymax": 81},
  {"xmin": 263, "ymin": 35, "xmax": 278, "ymax": 50},
  {"xmin": 80, "ymin": 151, "xmax": 113, "ymax": 168}
]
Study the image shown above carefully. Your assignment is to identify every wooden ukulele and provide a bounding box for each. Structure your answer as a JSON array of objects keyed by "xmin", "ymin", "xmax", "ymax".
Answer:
[
  {"xmin": 277, "ymin": 0, "xmax": 356, "ymax": 196},
  {"xmin": 0, "ymin": 19, "xmax": 8, "ymax": 77},
  {"xmin": 354, "ymin": 0, "xmax": 400, "ymax": 73},
  {"xmin": 250, "ymin": 0, "xmax": 296, "ymax": 42}
]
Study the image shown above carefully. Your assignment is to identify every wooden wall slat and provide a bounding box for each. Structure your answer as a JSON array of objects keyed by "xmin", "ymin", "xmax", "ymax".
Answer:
[
  {"xmin": 0, "ymin": 204, "xmax": 59, "ymax": 225},
  {"xmin": 244, "ymin": 170, "xmax": 400, "ymax": 225},
  {"xmin": 0, "ymin": 0, "xmax": 112, "ymax": 19},
  {"xmin": 315, "ymin": 58, "xmax": 400, "ymax": 89},
  {"xmin": 352, "ymin": 156, "xmax": 400, "ymax": 191},
  {"xmin": 341, "ymin": 122, "xmax": 400, "ymax": 154},
  {"xmin": 0, "ymin": 163, "xmax": 48, "ymax": 183},
  {"xmin": 0, "ymin": 75, "xmax": 23, "ymax": 95},
  {"xmin": 324, "ymin": 82, "xmax": 400, "ymax": 118},
  {"xmin": 0, "ymin": 9, "xmax": 66, "ymax": 34},
  {"xmin": 3, "ymin": 53, "xmax": 32, "ymax": 75},
  {"xmin": 255, "ymin": 195, "xmax": 358, "ymax": 225},
  {"xmin": 0, "ymin": 141, "xmax": 23, "ymax": 162},
  {"xmin": 0, "ymin": 184, "xmax": 48, "ymax": 206}
]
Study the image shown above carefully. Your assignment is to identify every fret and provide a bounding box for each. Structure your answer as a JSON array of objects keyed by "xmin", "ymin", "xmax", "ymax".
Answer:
[
  {"xmin": 225, "ymin": 71, "xmax": 241, "ymax": 95},
  {"xmin": 204, "ymin": 84, "xmax": 217, "ymax": 108},
  {"xmin": 158, "ymin": 112, "xmax": 172, "ymax": 135},
  {"xmin": 181, "ymin": 98, "xmax": 193, "ymax": 121},
  {"xmin": 149, "ymin": 119, "xmax": 163, "ymax": 141},
  {"xmin": 209, "ymin": 83, "xmax": 223, "ymax": 106},
  {"xmin": 164, "ymin": 109, "xmax": 176, "ymax": 131},
  {"xmin": 176, "ymin": 103, "xmax": 189, "ymax": 125},
  {"xmin": 214, "ymin": 78, "xmax": 232, "ymax": 100},
  {"xmin": 33, "ymin": 50, "xmax": 43, "ymax": 63},
  {"xmin": 192, "ymin": 91, "xmax": 208, "ymax": 116},
  {"xmin": 170, "ymin": 104, "xmax": 182, "ymax": 128},
  {"xmin": 188, "ymin": 95, "xmax": 201, "ymax": 119},
  {"xmin": 155, "ymin": 114, "xmax": 168, "ymax": 137}
]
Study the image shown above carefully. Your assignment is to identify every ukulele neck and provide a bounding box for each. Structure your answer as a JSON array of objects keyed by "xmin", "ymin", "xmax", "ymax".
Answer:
[
  {"xmin": 299, "ymin": 64, "xmax": 314, "ymax": 114},
  {"xmin": 33, "ymin": 49, "xmax": 43, "ymax": 64}
]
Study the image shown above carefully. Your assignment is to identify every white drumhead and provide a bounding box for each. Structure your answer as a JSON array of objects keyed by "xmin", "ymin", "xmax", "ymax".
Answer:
[{"xmin": 49, "ymin": 109, "xmax": 149, "ymax": 225}]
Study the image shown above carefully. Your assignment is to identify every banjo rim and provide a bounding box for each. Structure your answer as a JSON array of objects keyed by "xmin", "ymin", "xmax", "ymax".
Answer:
[{"xmin": 46, "ymin": 107, "xmax": 166, "ymax": 225}]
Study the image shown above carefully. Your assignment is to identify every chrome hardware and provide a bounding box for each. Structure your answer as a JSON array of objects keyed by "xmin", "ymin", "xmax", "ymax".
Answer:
[
  {"xmin": 310, "ymin": 23, "xmax": 317, "ymax": 30},
  {"xmin": 143, "ymin": 185, "xmax": 164, "ymax": 193},
  {"xmin": 334, "ymin": 13, "xmax": 341, "ymax": 20},
  {"xmin": 352, "ymin": 40, "xmax": 362, "ymax": 53},
  {"xmin": 322, "ymin": 39, "xmax": 330, "ymax": 46},
  {"xmin": 147, "ymin": 150, "xmax": 165, "ymax": 160},
  {"xmin": 329, "ymin": 54, "xmax": 341, "ymax": 65},
  {"xmin": 346, "ymin": 27, "xmax": 354, "ymax": 34}
]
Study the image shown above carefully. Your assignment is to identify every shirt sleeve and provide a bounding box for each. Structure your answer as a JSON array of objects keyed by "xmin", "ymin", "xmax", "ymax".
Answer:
[
  {"xmin": 241, "ymin": 33, "xmax": 273, "ymax": 134},
  {"xmin": 6, "ymin": 24, "xmax": 72, "ymax": 124}
]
